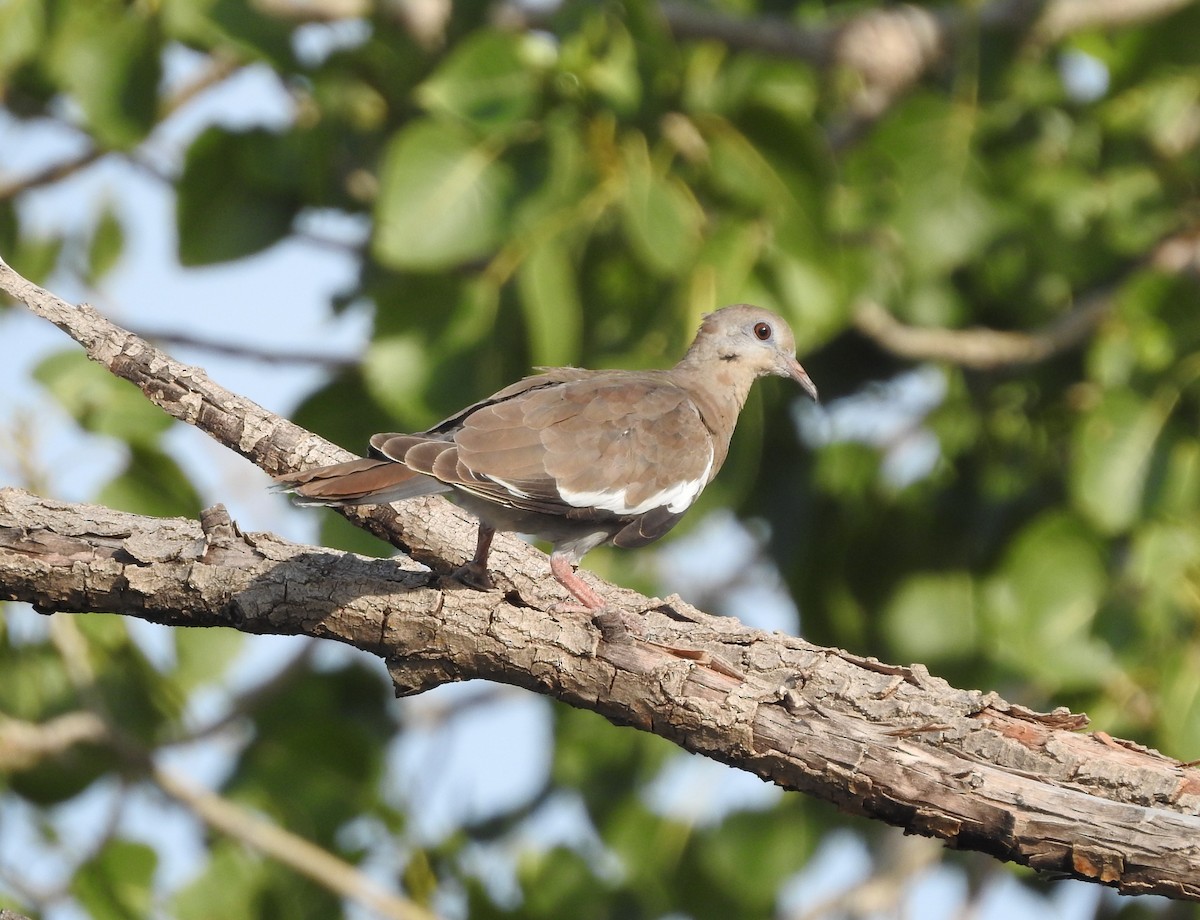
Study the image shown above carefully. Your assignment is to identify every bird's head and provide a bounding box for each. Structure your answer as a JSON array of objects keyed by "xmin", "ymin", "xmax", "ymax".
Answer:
[{"xmin": 686, "ymin": 304, "xmax": 819, "ymax": 402}]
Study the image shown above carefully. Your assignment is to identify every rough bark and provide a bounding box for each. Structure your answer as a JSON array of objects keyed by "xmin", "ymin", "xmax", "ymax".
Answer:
[
  {"xmin": 3, "ymin": 489, "xmax": 1200, "ymax": 899},
  {"xmin": 3, "ymin": 257, "xmax": 1200, "ymax": 900}
]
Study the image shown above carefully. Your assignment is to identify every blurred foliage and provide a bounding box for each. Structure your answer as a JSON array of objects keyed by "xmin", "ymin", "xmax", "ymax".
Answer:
[{"xmin": 3, "ymin": 0, "xmax": 1200, "ymax": 917}]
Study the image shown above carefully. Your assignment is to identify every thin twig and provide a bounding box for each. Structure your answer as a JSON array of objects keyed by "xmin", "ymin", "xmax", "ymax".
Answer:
[
  {"xmin": 128, "ymin": 326, "xmax": 359, "ymax": 368},
  {"xmin": 853, "ymin": 227, "xmax": 1200, "ymax": 369},
  {"xmin": 656, "ymin": 0, "xmax": 1194, "ymax": 62},
  {"xmin": 173, "ymin": 642, "xmax": 319, "ymax": 743},
  {"xmin": 0, "ymin": 694, "xmax": 440, "ymax": 919},
  {"xmin": 0, "ymin": 147, "xmax": 106, "ymax": 203},
  {"xmin": 151, "ymin": 764, "xmax": 441, "ymax": 920},
  {"xmin": 653, "ymin": 0, "xmax": 1196, "ymax": 148},
  {"xmin": 0, "ymin": 712, "xmax": 108, "ymax": 771},
  {"xmin": 0, "ymin": 54, "xmax": 243, "ymax": 203},
  {"xmin": 853, "ymin": 290, "xmax": 1114, "ymax": 370},
  {"xmin": 1036, "ymin": 0, "xmax": 1197, "ymax": 42}
]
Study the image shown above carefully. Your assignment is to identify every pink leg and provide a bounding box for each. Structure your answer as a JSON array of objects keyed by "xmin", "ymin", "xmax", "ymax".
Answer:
[
  {"xmin": 549, "ymin": 554, "xmax": 742, "ymax": 676},
  {"xmin": 550, "ymin": 554, "xmax": 607, "ymax": 610}
]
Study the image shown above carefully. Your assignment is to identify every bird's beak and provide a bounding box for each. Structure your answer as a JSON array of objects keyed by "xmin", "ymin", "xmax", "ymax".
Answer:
[{"xmin": 783, "ymin": 355, "xmax": 820, "ymax": 402}]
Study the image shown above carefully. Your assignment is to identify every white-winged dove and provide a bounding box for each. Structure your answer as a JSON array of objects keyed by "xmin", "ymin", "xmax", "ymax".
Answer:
[{"xmin": 276, "ymin": 304, "xmax": 818, "ymax": 611}]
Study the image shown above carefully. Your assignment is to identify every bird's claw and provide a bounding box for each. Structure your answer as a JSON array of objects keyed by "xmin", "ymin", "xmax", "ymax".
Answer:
[
  {"xmin": 449, "ymin": 562, "xmax": 494, "ymax": 591},
  {"xmin": 591, "ymin": 607, "xmax": 634, "ymax": 643}
]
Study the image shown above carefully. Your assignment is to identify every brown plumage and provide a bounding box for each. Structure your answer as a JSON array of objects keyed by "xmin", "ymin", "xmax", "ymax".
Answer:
[{"xmin": 276, "ymin": 304, "xmax": 818, "ymax": 609}]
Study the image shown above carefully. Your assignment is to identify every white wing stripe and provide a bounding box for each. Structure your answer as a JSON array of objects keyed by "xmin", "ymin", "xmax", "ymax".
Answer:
[
  {"xmin": 484, "ymin": 474, "xmax": 533, "ymax": 499},
  {"xmin": 557, "ymin": 447, "xmax": 713, "ymax": 516}
]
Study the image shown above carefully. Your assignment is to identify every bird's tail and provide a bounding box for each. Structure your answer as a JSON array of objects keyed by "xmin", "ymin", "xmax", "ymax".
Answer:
[{"xmin": 273, "ymin": 458, "xmax": 449, "ymax": 506}]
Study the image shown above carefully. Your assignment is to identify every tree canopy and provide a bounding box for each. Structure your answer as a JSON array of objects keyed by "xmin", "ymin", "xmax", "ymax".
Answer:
[{"xmin": 2, "ymin": 0, "xmax": 1200, "ymax": 918}]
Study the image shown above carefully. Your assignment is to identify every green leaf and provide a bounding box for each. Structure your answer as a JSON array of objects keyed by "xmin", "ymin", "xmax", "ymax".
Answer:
[
  {"xmin": 619, "ymin": 133, "xmax": 703, "ymax": 276},
  {"xmin": 552, "ymin": 705, "xmax": 673, "ymax": 820},
  {"xmin": 88, "ymin": 205, "xmax": 125, "ymax": 281},
  {"xmin": 882, "ymin": 571, "xmax": 978, "ymax": 663},
  {"xmin": 98, "ymin": 445, "xmax": 204, "ymax": 519},
  {"xmin": 172, "ymin": 841, "xmax": 264, "ymax": 920},
  {"xmin": 7, "ymin": 737, "xmax": 117, "ymax": 806},
  {"xmin": 78, "ymin": 614, "xmax": 183, "ymax": 741},
  {"xmin": 177, "ymin": 127, "xmax": 301, "ymax": 265},
  {"xmin": 8, "ymin": 233, "xmax": 64, "ymax": 287},
  {"xmin": 1155, "ymin": 644, "xmax": 1200, "ymax": 755},
  {"xmin": 417, "ymin": 30, "xmax": 541, "ymax": 129},
  {"xmin": 765, "ymin": 252, "xmax": 844, "ymax": 352},
  {"xmin": 812, "ymin": 442, "xmax": 880, "ymax": 500},
  {"xmin": 161, "ymin": 0, "xmax": 294, "ymax": 64},
  {"xmin": 1070, "ymin": 388, "xmax": 1171, "ymax": 535},
  {"xmin": 0, "ymin": 643, "xmax": 76, "ymax": 723},
  {"xmin": 362, "ymin": 333, "xmax": 432, "ymax": 421},
  {"xmin": 1128, "ymin": 520, "xmax": 1200, "ymax": 631},
  {"xmin": 173, "ymin": 626, "xmax": 244, "ymax": 692},
  {"xmin": 703, "ymin": 119, "xmax": 789, "ymax": 211},
  {"xmin": 319, "ymin": 509, "xmax": 396, "ymax": 558},
  {"xmin": 374, "ymin": 121, "xmax": 514, "ymax": 270},
  {"xmin": 33, "ymin": 350, "xmax": 172, "ymax": 445},
  {"xmin": 290, "ymin": 371, "xmax": 392, "ymax": 455},
  {"xmin": 0, "ymin": 636, "xmax": 121, "ymax": 805},
  {"xmin": 226, "ymin": 664, "xmax": 391, "ymax": 844},
  {"xmin": 1156, "ymin": 436, "xmax": 1200, "ymax": 518},
  {"xmin": 688, "ymin": 218, "xmax": 766, "ymax": 309},
  {"xmin": 517, "ymin": 847, "xmax": 606, "ymax": 920},
  {"xmin": 516, "ymin": 239, "xmax": 582, "ymax": 367},
  {"xmin": 559, "ymin": 17, "xmax": 641, "ymax": 114},
  {"xmin": 983, "ymin": 512, "xmax": 1113, "ymax": 690},
  {"xmin": 71, "ymin": 839, "xmax": 157, "ymax": 920},
  {"xmin": 691, "ymin": 809, "xmax": 814, "ymax": 915},
  {"xmin": 0, "ymin": 0, "xmax": 43, "ymax": 78},
  {"xmin": 45, "ymin": 1, "xmax": 160, "ymax": 148},
  {"xmin": 849, "ymin": 95, "xmax": 996, "ymax": 280}
]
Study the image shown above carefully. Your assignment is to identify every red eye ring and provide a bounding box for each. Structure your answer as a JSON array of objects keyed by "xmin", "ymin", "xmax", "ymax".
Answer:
[{"xmin": 753, "ymin": 322, "xmax": 772, "ymax": 341}]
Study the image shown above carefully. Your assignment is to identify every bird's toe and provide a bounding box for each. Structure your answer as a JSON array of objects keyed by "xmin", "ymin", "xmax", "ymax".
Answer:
[
  {"xmin": 591, "ymin": 607, "xmax": 634, "ymax": 643},
  {"xmin": 449, "ymin": 562, "xmax": 494, "ymax": 591}
]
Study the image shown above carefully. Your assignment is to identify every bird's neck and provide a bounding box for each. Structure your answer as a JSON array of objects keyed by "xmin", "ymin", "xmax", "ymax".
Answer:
[{"xmin": 669, "ymin": 358, "xmax": 758, "ymax": 476}]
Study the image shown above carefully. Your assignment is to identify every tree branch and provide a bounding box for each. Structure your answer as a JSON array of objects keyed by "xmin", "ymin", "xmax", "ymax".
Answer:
[
  {"xmin": 125, "ymin": 325, "xmax": 359, "ymax": 368},
  {"xmin": 2, "ymin": 490, "xmax": 1200, "ymax": 899},
  {"xmin": 852, "ymin": 292, "xmax": 1113, "ymax": 370},
  {"xmin": 656, "ymin": 0, "xmax": 1195, "ymax": 68},
  {"xmin": 151, "ymin": 762, "xmax": 439, "ymax": 920},
  {"xmin": 1035, "ymin": 0, "xmax": 1198, "ymax": 42},
  {"xmin": 0, "ymin": 148, "xmax": 106, "ymax": 203},
  {"xmin": 0, "ymin": 54, "xmax": 241, "ymax": 203},
  {"xmin": 651, "ymin": 0, "xmax": 1197, "ymax": 148},
  {"xmin": 0, "ymin": 253, "xmax": 548, "ymax": 603},
  {"xmin": 0, "ymin": 706, "xmax": 440, "ymax": 920},
  {"xmin": 853, "ymin": 227, "xmax": 1200, "ymax": 369},
  {"xmin": 3, "ymin": 258, "xmax": 1200, "ymax": 899}
]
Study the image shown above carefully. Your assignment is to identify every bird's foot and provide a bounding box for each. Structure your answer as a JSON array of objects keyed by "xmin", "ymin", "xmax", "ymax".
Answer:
[
  {"xmin": 593, "ymin": 612, "xmax": 744, "ymax": 677},
  {"xmin": 448, "ymin": 561, "xmax": 494, "ymax": 591},
  {"xmin": 585, "ymin": 607, "xmax": 743, "ymax": 678},
  {"xmin": 542, "ymin": 600, "xmax": 640, "ymax": 642},
  {"xmin": 591, "ymin": 607, "xmax": 635, "ymax": 643}
]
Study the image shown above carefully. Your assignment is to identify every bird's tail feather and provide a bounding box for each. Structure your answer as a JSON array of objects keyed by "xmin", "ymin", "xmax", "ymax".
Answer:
[{"xmin": 273, "ymin": 458, "xmax": 448, "ymax": 506}]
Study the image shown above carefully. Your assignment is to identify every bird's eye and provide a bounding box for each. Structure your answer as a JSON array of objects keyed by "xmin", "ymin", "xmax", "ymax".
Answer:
[{"xmin": 753, "ymin": 322, "xmax": 772, "ymax": 341}]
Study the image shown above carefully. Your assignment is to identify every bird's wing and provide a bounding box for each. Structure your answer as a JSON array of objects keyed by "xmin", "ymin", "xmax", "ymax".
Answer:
[
  {"xmin": 373, "ymin": 373, "xmax": 716, "ymax": 530},
  {"xmin": 417, "ymin": 367, "xmax": 595, "ymax": 438}
]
